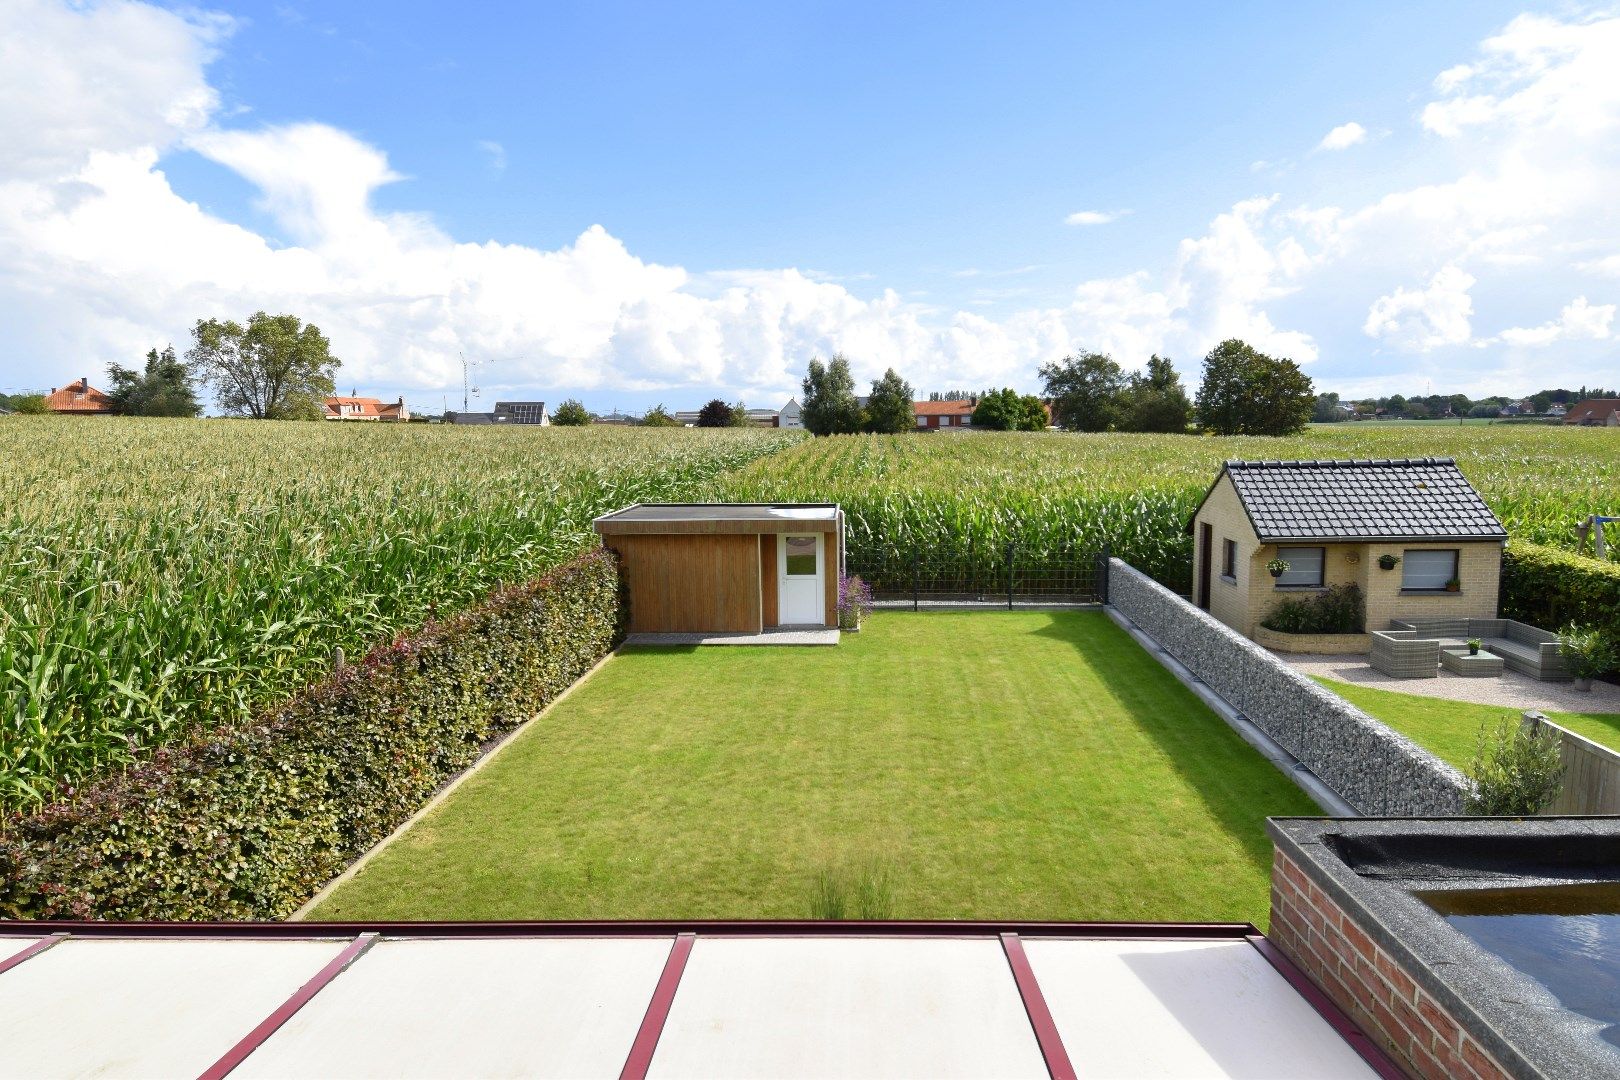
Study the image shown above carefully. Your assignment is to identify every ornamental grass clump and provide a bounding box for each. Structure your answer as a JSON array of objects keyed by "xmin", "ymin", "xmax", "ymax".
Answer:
[
  {"xmin": 1260, "ymin": 583, "xmax": 1365, "ymax": 635},
  {"xmin": 1463, "ymin": 717, "xmax": 1565, "ymax": 816}
]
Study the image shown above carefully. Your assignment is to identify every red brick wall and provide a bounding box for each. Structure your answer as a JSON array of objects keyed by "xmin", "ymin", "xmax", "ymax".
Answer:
[{"xmin": 1270, "ymin": 847, "xmax": 1512, "ymax": 1080}]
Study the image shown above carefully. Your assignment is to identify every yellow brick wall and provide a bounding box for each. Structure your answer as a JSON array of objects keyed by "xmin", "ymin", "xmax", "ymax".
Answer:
[{"xmin": 1193, "ymin": 473, "xmax": 1504, "ymax": 637}]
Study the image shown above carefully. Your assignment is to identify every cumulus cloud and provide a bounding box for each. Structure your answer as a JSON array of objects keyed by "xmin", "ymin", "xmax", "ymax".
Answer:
[
  {"xmin": 4, "ymin": 3, "xmax": 1620, "ymax": 401},
  {"xmin": 1493, "ymin": 296, "xmax": 1614, "ymax": 347},
  {"xmin": 1317, "ymin": 122, "xmax": 1367, "ymax": 150},
  {"xmin": 1064, "ymin": 209, "xmax": 1130, "ymax": 226},
  {"xmin": 1363, "ymin": 266, "xmax": 1476, "ymax": 351}
]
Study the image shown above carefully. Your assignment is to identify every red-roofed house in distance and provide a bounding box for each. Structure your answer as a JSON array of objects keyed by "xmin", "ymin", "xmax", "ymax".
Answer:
[
  {"xmin": 44, "ymin": 377, "xmax": 114, "ymax": 415},
  {"xmin": 324, "ymin": 395, "xmax": 410, "ymax": 421},
  {"xmin": 913, "ymin": 398, "xmax": 974, "ymax": 430},
  {"xmin": 1563, "ymin": 398, "xmax": 1620, "ymax": 426}
]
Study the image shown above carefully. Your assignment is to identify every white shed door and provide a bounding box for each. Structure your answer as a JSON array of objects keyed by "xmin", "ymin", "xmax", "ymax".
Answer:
[{"xmin": 779, "ymin": 534, "xmax": 824, "ymax": 625}]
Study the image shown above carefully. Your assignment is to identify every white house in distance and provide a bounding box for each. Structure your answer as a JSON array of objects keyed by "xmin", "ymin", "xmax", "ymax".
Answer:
[{"xmin": 324, "ymin": 395, "xmax": 409, "ymax": 421}]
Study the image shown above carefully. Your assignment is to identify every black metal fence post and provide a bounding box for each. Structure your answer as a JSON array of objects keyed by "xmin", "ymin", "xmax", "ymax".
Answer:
[
  {"xmin": 1097, "ymin": 543, "xmax": 1111, "ymax": 605},
  {"xmin": 912, "ymin": 549, "xmax": 920, "ymax": 612},
  {"xmin": 1006, "ymin": 542, "xmax": 1015, "ymax": 610}
]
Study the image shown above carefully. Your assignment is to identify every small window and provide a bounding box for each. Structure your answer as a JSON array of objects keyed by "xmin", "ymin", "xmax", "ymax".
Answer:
[
  {"xmin": 1275, "ymin": 546, "xmax": 1324, "ymax": 587},
  {"xmin": 1221, "ymin": 539, "xmax": 1236, "ymax": 578},
  {"xmin": 1402, "ymin": 549, "xmax": 1459, "ymax": 591},
  {"xmin": 916, "ymin": 415, "xmax": 927, "ymax": 427},
  {"xmin": 784, "ymin": 535, "xmax": 818, "ymax": 576}
]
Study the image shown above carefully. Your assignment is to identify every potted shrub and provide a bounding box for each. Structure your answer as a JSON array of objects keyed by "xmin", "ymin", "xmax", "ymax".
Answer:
[
  {"xmin": 1444, "ymin": 577, "xmax": 1461, "ymax": 592},
  {"xmin": 1265, "ymin": 557, "xmax": 1290, "ymax": 579},
  {"xmin": 1560, "ymin": 625, "xmax": 1616, "ymax": 692},
  {"xmin": 1466, "ymin": 637, "xmax": 1482, "ymax": 656},
  {"xmin": 1377, "ymin": 553, "xmax": 1401, "ymax": 571},
  {"xmin": 837, "ymin": 573, "xmax": 874, "ymax": 632}
]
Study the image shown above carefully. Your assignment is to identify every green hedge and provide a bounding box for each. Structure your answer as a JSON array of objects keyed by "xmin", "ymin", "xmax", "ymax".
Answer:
[
  {"xmin": 0, "ymin": 549, "xmax": 623, "ymax": 920},
  {"xmin": 1501, "ymin": 540, "xmax": 1620, "ymax": 647}
]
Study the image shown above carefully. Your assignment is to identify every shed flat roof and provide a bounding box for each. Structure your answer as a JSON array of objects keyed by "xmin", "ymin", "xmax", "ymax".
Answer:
[
  {"xmin": 0, "ymin": 921, "xmax": 1390, "ymax": 1078},
  {"xmin": 595, "ymin": 503, "xmax": 842, "ymax": 535}
]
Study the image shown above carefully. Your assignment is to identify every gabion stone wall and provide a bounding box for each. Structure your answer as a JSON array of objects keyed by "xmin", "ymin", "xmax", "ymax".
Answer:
[{"xmin": 1108, "ymin": 558, "xmax": 1465, "ymax": 815}]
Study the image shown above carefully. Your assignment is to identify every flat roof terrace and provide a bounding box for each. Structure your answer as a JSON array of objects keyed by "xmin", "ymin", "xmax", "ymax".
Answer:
[{"xmin": 0, "ymin": 921, "xmax": 1390, "ymax": 1078}]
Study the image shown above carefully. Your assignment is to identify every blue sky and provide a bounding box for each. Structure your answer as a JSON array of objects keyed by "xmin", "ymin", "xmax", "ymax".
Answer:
[{"xmin": 2, "ymin": 1, "xmax": 1617, "ymax": 413}]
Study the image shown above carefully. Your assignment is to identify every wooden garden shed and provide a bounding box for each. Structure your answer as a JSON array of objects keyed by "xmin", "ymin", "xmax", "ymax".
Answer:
[{"xmin": 593, "ymin": 503, "xmax": 844, "ymax": 634}]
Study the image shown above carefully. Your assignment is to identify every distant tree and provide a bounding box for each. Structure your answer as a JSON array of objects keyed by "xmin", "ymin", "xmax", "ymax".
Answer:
[
  {"xmin": 640, "ymin": 403, "xmax": 680, "ymax": 427},
  {"xmin": 1468, "ymin": 402, "xmax": 1502, "ymax": 418},
  {"xmin": 697, "ymin": 398, "xmax": 735, "ymax": 427},
  {"xmin": 186, "ymin": 312, "xmax": 339, "ymax": 420},
  {"xmin": 726, "ymin": 400, "xmax": 752, "ymax": 427},
  {"xmin": 7, "ymin": 393, "xmax": 48, "ymax": 414},
  {"xmin": 1406, "ymin": 401, "xmax": 1431, "ymax": 420},
  {"xmin": 1039, "ymin": 352, "xmax": 1126, "ymax": 432},
  {"xmin": 800, "ymin": 354, "xmax": 862, "ymax": 435},
  {"xmin": 863, "ymin": 368, "xmax": 915, "ymax": 433},
  {"xmin": 1311, "ymin": 392, "xmax": 1343, "ymax": 423},
  {"xmin": 1121, "ymin": 354, "xmax": 1191, "ymax": 432},
  {"xmin": 1529, "ymin": 391, "xmax": 1555, "ymax": 414},
  {"xmin": 971, "ymin": 387, "xmax": 1047, "ymax": 431},
  {"xmin": 106, "ymin": 346, "xmax": 200, "ymax": 417},
  {"xmin": 1194, "ymin": 339, "xmax": 1314, "ymax": 436},
  {"xmin": 552, "ymin": 399, "xmax": 590, "ymax": 426},
  {"xmin": 1385, "ymin": 394, "xmax": 1407, "ymax": 417}
]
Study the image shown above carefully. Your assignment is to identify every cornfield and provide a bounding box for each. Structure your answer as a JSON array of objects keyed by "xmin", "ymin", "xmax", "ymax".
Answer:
[
  {"xmin": 717, "ymin": 425, "xmax": 1620, "ymax": 595},
  {"xmin": 0, "ymin": 418, "xmax": 797, "ymax": 809}
]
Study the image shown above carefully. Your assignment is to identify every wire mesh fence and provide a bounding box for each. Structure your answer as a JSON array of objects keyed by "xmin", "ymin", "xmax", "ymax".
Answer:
[{"xmin": 846, "ymin": 542, "xmax": 1105, "ymax": 607}]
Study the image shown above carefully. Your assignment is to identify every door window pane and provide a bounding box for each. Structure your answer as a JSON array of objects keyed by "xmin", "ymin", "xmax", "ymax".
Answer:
[
  {"xmin": 1402, "ymin": 549, "xmax": 1458, "ymax": 590},
  {"xmin": 1275, "ymin": 546, "xmax": 1324, "ymax": 587},
  {"xmin": 785, "ymin": 535, "xmax": 818, "ymax": 575}
]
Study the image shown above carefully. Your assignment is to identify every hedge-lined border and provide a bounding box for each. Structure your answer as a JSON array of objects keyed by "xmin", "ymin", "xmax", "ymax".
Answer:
[
  {"xmin": 0, "ymin": 548, "xmax": 624, "ymax": 921},
  {"xmin": 1501, "ymin": 540, "xmax": 1620, "ymax": 668}
]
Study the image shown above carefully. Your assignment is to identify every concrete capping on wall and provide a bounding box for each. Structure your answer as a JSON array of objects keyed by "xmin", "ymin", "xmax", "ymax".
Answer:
[
  {"xmin": 1107, "ymin": 558, "xmax": 1466, "ymax": 815},
  {"xmin": 1252, "ymin": 626, "xmax": 1372, "ymax": 655}
]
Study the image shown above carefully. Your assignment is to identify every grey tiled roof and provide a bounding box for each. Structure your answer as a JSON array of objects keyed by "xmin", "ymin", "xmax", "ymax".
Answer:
[{"xmin": 1213, "ymin": 458, "xmax": 1507, "ymax": 542}]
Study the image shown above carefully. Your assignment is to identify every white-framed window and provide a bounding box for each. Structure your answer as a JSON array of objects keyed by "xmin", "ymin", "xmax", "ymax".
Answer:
[
  {"xmin": 1275, "ymin": 546, "xmax": 1325, "ymax": 587},
  {"xmin": 916, "ymin": 415, "xmax": 927, "ymax": 427},
  {"xmin": 1402, "ymin": 549, "xmax": 1459, "ymax": 591}
]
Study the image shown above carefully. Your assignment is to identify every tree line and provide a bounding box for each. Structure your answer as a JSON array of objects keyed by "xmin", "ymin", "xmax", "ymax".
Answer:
[{"xmin": 797, "ymin": 338, "xmax": 1316, "ymax": 436}]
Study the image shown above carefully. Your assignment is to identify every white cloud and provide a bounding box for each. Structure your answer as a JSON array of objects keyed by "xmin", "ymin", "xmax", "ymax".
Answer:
[
  {"xmin": 4, "ymin": 3, "xmax": 1620, "ymax": 403},
  {"xmin": 477, "ymin": 140, "xmax": 506, "ymax": 175},
  {"xmin": 1493, "ymin": 296, "xmax": 1614, "ymax": 347},
  {"xmin": 1064, "ymin": 209, "xmax": 1129, "ymax": 226},
  {"xmin": 1317, "ymin": 122, "xmax": 1367, "ymax": 151},
  {"xmin": 1363, "ymin": 266, "xmax": 1476, "ymax": 351}
]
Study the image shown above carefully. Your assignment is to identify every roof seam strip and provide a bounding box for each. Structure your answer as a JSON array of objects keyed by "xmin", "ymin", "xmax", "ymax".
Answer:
[
  {"xmin": 999, "ymin": 932, "xmax": 1078, "ymax": 1080},
  {"xmin": 0, "ymin": 932, "xmax": 67, "ymax": 977},
  {"xmin": 619, "ymin": 931, "xmax": 694, "ymax": 1080},
  {"xmin": 197, "ymin": 932, "xmax": 379, "ymax": 1080},
  {"xmin": 1244, "ymin": 934, "xmax": 1405, "ymax": 1079}
]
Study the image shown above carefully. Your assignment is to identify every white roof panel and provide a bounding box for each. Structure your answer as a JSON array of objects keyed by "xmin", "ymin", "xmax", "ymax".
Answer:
[
  {"xmin": 0, "ymin": 937, "xmax": 346, "ymax": 1078},
  {"xmin": 234, "ymin": 937, "xmax": 672, "ymax": 1079},
  {"xmin": 1024, "ymin": 938, "xmax": 1375, "ymax": 1079},
  {"xmin": 647, "ymin": 936, "xmax": 1049, "ymax": 1080}
]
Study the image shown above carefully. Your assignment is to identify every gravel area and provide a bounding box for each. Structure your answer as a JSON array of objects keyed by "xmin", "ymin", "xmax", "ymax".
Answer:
[{"xmin": 1278, "ymin": 652, "xmax": 1620, "ymax": 713}]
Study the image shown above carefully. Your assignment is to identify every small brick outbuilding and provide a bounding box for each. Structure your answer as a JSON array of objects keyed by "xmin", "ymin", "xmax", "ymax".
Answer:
[{"xmin": 1187, "ymin": 458, "xmax": 1507, "ymax": 642}]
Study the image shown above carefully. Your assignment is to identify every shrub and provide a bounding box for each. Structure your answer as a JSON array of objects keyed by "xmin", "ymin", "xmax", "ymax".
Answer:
[
  {"xmin": 1464, "ymin": 718, "xmax": 1565, "ymax": 816},
  {"xmin": 837, "ymin": 573, "xmax": 874, "ymax": 629},
  {"xmin": 0, "ymin": 549, "xmax": 623, "ymax": 920},
  {"xmin": 1560, "ymin": 625, "xmax": 1618, "ymax": 681},
  {"xmin": 1260, "ymin": 583, "xmax": 1365, "ymax": 635},
  {"xmin": 1501, "ymin": 541, "xmax": 1620, "ymax": 652}
]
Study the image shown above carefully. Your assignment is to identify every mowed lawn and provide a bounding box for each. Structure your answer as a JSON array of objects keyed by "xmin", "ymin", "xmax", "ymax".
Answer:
[
  {"xmin": 311, "ymin": 612, "xmax": 1316, "ymax": 927},
  {"xmin": 1312, "ymin": 676, "xmax": 1620, "ymax": 768}
]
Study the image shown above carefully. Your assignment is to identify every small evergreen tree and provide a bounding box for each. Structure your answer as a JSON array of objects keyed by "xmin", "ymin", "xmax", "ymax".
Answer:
[
  {"xmin": 106, "ymin": 346, "xmax": 200, "ymax": 417},
  {"xmin": 1194, "ymin": 339, "xmax": 1314, "ymax": 436},
  {"xmin": 1121, "ymin": 355, "xmax": 1191, "ymax": 433},
  {"xmin": 551, "ymin": 399, "xmax": 590, "ymax": 426},
  {"xmin": 1464, "ymin": 718, "xmax": 1565, "ymax": 815},
  {"xmin": 863, "ymin": 368, "xmax": 915, "ymax": 433}
]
